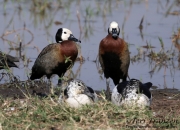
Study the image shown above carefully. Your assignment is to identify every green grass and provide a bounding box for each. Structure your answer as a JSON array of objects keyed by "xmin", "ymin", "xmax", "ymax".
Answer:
[{"xmin": 0, "ymin": 94, "xmax": 179, "ymax": 130}]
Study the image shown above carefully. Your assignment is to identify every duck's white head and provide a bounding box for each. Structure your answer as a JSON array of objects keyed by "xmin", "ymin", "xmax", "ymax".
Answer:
[
  {"xmin": 55, "ymin": 28, "xmax": 81, "ymax": 43},
  {"xmin": 124, "ymin": 79, "xmax": 152, "ymax": 98},
  {"xmin": 66, "ymin": 80, "xmax": 86, "ymax": 97},
  {"xmin": 124, "ymin": 79, "xmax": 140, "ymax": 94},
  {"xmin": 108, "ymin": 21, "xmax": 120, "ymax": 39}
]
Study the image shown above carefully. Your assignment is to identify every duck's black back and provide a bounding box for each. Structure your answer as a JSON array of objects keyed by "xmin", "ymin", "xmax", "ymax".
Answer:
[{"xmin": 139, "ymin": 82, "xmax": 152, "ymax": 99}]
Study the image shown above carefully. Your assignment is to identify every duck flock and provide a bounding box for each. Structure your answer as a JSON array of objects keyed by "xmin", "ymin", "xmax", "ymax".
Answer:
[{"xmin": 0, "ymin": 21, "xmax": 152, "ymax": 108}]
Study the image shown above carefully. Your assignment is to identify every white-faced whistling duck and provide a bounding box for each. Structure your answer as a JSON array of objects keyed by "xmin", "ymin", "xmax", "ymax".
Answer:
[
  {"xmin": 30, "ymin": 28, "xmax": 81, "ymax": 86},
  {"xmin": 58, "ymin": 79, "xmax": 98, "ymax": 108},
  {"xmin": 99, "ymin": 21, "xmax": 130, "ymax": 99},
  {"xmin": 0, "ymin": 51, "xmax": 19, "ymax": 70},
  {"xmin": 111, "ymin": 79, "xmax": 152, "ymax": 108}
]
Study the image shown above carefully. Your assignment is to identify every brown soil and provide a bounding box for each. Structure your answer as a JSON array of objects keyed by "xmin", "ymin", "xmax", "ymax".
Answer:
[
  {"xmin": 151, "ymin": 89, "xmax": 180, "ymax": 117},
  {"xmin": 0, "ymin": 80, "xmax": 180, "ymax": 117}
]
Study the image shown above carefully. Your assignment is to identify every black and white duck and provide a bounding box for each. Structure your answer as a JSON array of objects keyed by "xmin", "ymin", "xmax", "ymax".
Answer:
[
  {"xmin": 111, "ymin": 79, "xmax": 152, "ymax": 108},
  {"xmin": 59, "ymin": 79, "xmax": 98, "ymax": 108}
]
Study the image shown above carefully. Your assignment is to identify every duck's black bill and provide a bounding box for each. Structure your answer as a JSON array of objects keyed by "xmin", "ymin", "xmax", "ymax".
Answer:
[
  {"xmin": 112, "ymin": 28, "xmax": 118, "ymax": 39},
  {"xmin": 68, "ymin": 34, "xmax": 81, "ymax": 43}
]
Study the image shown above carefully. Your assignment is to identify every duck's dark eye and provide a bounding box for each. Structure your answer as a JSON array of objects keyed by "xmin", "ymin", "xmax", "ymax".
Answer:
[{"xmin": 64, "ymin": 32, "xmax": 67, "ymax": 34}]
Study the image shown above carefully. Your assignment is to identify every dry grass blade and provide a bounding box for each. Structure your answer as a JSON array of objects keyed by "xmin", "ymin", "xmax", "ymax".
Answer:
[
  {"xmin": 139, "ymin": 15, "xmax": 144, "ymax": 30},
  {"xmin": 139, "ymin": 16, "xmax": 144, "ymax": 40}
]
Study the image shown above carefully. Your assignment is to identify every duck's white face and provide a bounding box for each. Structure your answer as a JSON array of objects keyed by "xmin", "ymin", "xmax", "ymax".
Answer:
[
  {"xmin": 108, "ymin": 21, "xmax": 120, "ymax": 38},
  {"xmin": 55, "ymin": 28, "xmax": 81, "ymax": 43},
  {"xmin": 61, "ymin": 28, "xmax": 73, "ymax": 41}
]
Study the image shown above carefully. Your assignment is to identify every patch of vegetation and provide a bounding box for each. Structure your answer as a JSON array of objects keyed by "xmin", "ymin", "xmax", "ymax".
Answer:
[
  {"xmin": 0, "ymin": 92, "xmax": 179, "ymax": 129},
  {"xmin": 130, "ymin": 36, "xmax": 179, "ymax": 77}
]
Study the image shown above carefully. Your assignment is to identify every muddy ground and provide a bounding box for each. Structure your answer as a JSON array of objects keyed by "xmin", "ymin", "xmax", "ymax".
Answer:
[{"xmin": 0, "ymin": 80, "xmax": 180, "ymax": 118}]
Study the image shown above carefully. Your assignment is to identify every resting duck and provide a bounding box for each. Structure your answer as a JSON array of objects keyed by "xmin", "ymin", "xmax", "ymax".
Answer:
[
  {"xmin": 111, "ymin": 79, "xmax": 152, "ymax": 108},
  {"xmin": 0, "ymin": 51, "xmax": 19, "ymax": 70},
  {"xmin": 59, "ymin": 79, "xmax": 98, "ymax": 108}
]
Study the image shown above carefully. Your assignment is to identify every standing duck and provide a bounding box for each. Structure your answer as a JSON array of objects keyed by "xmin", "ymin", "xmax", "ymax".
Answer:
[
  {"xmin": 111, "ymin": 79, "xmax": 152, "ymax": 108},
  {"xmin": 59, "ymin": 79, "xmax": 98, "ymax": 108},
  {"xmin": 30, "ymin": 28, "xmax": 81, "ymax": 85},
  {"xmin": 0, "ymin": 51, "xmax": 19, "ymax": 70},
  {"xmin": 99, "ymin": 21, "xmax": 130, "ymax": 99}
]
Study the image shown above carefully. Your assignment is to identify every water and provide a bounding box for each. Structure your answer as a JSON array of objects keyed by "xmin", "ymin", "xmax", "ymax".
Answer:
[{"xmin": 0, "ymin": 0, "xmax": 180, "ymax": 90}]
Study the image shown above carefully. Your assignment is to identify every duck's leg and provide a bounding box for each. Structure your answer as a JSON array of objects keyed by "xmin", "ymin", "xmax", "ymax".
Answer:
[
  {"xmin": 106, "ymin": 78, "xmax": 111, "ymax": 100},
  {"xmin": 48, "ymin": 79, "xmax": 54, "ymax": 95}
]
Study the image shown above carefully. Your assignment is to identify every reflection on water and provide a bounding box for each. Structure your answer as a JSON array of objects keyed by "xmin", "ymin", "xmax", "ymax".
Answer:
[{"xmin": 0, "ymin": 0, "xmax": 180, "ymax": 90}]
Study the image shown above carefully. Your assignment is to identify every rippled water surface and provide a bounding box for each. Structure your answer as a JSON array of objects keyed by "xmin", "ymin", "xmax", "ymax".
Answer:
[{"xmin": 0, "ymin": 0, "xmax": 180, "ymax": 90}]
